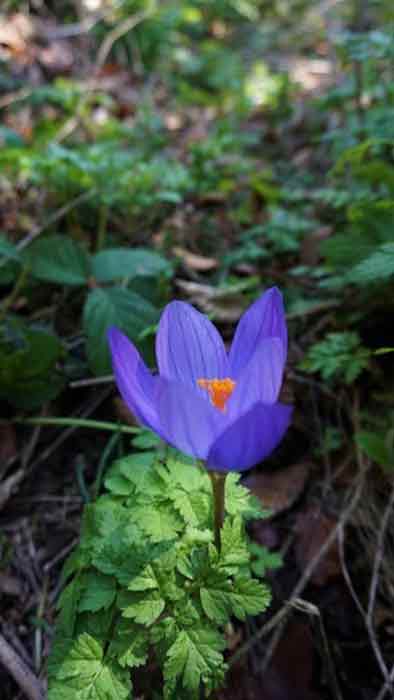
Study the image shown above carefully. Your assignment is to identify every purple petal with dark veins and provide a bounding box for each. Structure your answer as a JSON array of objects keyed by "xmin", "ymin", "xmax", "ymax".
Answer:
[
  {"xmin": 107, "ymin": 327, "xmax": 163, "ymax": 436},
  {"xmin": 155, "ymin": 301, "xmax": 229, "ymax": 389},
  {"xmin": 155, "ymin": 377, "xmax": 224, "ymax": 460},
  {"xmin": 229, "ymin": 287, "xmax": 287, "ymax": 378},
  {"xmin": 207, "ymin": 402, "xmax": 292, "ymax": 471}
]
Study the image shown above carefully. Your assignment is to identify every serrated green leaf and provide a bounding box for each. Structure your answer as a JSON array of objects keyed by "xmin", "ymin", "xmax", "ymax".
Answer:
[
  {"xmin": 75, "ymin": 608, "xmax": 114, "ymax": 645},
  {"xmin": 83, "ymin": 286, "xmax": 158, "ymax": 374},
  {"xmin": 225, "ymin": 473, "xmax": 264, "ymax": 519},
  {"xmin": 50, "ymin": 633, "xmax": 131, "ymax": 700},
  {"xmin": 79, "ymin": 573, "xmax": 117, "ymax": 613},
  {"xmin": 116, "ymin": 452, "xmax": 163, "ymax": 496},
  {"xmin": 24, "ymin": 234, "xmax": 91, "ymax": 285},
  {"xmin": 200, "ymin": 583, "xmax": 231, "ymax": 625},
  {"xmin": 348, "ymin": 243, "xmax": 394, "ymax": 284},
  {"xmin": 164, "ymin": 628, "xmax": 225, "ymax": 692},
  {"xmin": 104, "ymin": 472, "xmax": 133, "ymax": 496},
  {"xmin": 219, "ymin": 516, "xmax": 250, "ymax": 571},
  {"xmin": 108, "ymin": 620, "xmax": 148, "ymax": 669},
  {"xmin": 133, "ymin": 503, "xmax": 183, "ymax": 542},
  {"xmin": 163, "ymin": 458, "xmax": 208, "ymax": 492},
  {"xmin": 229, "ymin": 576, "xmax": 271, "ymax": 620},
  {"xmin": 127, "ymin": 565, "xmax": 158, "ymax": 592},
  {"xmin": 170, "ymin": 489, "xmax": 209, "ymax": 527},
  {"xmin": 249, "ymin": 543, "xmax": 282, "ymax": 577},
  {"xmin": 92, "ymin": 247, "xmax": 171, "ymax": 282},
  {"xmin": 131, "ymin": 430, "xmax": 162, "ymax": 450},
  {"xmin": 57, "ymin": 576, "xmax": 83, "ymax": 637},
  {"xmin": 118, "ymin": 590, "xmax": 165, "ymax": 625}
]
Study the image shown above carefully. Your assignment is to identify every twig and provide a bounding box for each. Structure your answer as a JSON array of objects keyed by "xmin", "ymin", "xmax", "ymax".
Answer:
[
  {"xmin": 375, "ymin": 664, "xmax": 394, "ymax": 700},
  {"xmin": 70, "ymin": 374, "xmax": 113, "ymax": 388},
  {"xmin": 94, "ymin": 0, "xmax": 157, "ymax": 76},
  {"xmin": 230, "ymin": 457, "xmax": 368, "ymax": 666},
  {"xmin": 291, "ymin": 597, "xmax": 343, "ymax": 700},
  {"xmin": 0, "ymin": 633, "xmax": 44, "ymax": 700},
  {"xmin": 16, "ymin": 190, "xmax": 96, "ymax": 251}
]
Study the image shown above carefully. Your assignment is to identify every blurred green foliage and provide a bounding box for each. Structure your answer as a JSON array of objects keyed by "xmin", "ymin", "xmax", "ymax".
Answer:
[{"xmin": 1, "ymin": 0, "xmax": 394, "ymax": 428}]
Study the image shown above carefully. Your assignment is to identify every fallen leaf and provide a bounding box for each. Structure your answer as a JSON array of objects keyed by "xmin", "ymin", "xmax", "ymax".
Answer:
[
  {"xmin": 176, "ymin": 279, "xmax": 246, "ymax": 322},
  {"xmin": 294, "ymin": 505, "xmax": 341, "ymax": 586},
  {"xmin": 173, "ymin": 246, "xmax": 218, "ymax": 271},
  {"xmin": 245, "ymin": 462, "xmax": 311, "ymax": 517}
]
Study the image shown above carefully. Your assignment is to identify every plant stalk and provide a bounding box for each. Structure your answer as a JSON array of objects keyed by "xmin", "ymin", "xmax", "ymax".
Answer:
[
  {"xmin": 14, "ymin": 416, "xmax": 139, "ymax": 434},
  {"xmin": 209, "ymin": 471, "xmax": 227, "ymax": 553}
]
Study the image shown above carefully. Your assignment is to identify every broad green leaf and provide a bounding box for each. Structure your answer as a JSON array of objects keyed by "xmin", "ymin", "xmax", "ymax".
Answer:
[
  {"xmin": 0, "ymin": 324, "xmax": 64, "ymax": 408},
  {"xmin": 356, "ymin": 431, "xmax": 394, "ymax": 470},
  {"xmin": 92, "ymin": 247, "xmax": 171, "ymax": 282},
  {"xmin": 0, "ymin": 234, "xmax": 21, "ymax": 261},
  {"xmin": 24, "ymin": 234, "xmax": 91, "ymax": 285},
  {"xmin": 83, "ymin": 286, "xmax": 158, "ymax": 374},
  {"xmin": 79, "ymin": 573, "xmax": 117, "ymax": 613}
]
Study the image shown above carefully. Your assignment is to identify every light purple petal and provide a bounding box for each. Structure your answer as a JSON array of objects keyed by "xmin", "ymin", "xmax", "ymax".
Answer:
[
  {"xmin": 207, "ymin": 402, "xmax": 292, "ymax": 472},
  {"xmin": 107, "ymin": 327, "xmax": 163, "ymax": 436},
  {"xmin": 156, "ymin": 301, "xmax": 229, "ymax": 388},
  {"xmin": 155, "ymin": 378, "xmax": 224, "ymax": 460},
  {"xmin": 227, "ymin": 337, "xmax": 286, "ymax": 419},
  {"xmin": 229, "ymin": 287, "xmax": 287, "ymax": 378}
]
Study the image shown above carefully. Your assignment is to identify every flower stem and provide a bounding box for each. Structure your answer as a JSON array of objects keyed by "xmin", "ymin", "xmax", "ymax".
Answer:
[{"xmin": 209, "ymin": 471, "xmax": 227, "ymax": 553}]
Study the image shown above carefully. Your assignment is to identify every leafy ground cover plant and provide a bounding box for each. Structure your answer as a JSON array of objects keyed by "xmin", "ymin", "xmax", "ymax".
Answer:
[{"xmin": 48, "ymin": 450, "xmax": 272, "ymax": 699}]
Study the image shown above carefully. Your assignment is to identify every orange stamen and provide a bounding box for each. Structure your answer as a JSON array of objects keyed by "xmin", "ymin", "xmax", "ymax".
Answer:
[{"xmin": 197, "ymin": 377, "xmax": 236, "ymax": 412}]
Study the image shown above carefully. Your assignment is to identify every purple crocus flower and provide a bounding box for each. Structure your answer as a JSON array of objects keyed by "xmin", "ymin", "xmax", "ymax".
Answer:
[{"xmin": 107, "ymin": 287, "xmax": 291, "ymax": 472}]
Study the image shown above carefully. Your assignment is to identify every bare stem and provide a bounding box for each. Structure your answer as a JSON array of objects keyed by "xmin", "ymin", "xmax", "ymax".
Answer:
[{"xmin": 209, "ymin": 471, "xmax": 227, "ymax": 552}]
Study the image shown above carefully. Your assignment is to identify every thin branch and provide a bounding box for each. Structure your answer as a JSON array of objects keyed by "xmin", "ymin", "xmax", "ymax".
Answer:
[
  {"xmin": 0, "ymin": 633, "xmax": 44, "ymax": 700},
  {"xmin": 230, "ymin": 456, "xmax": 368, "ymax": 666}
]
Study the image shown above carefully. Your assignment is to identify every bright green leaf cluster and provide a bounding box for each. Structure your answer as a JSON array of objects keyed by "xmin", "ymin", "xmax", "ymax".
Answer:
[
  {"xmin": 299, "ymin": 331, "xmax": 371, "ymax": 384},
  {"xmin": 48, "ymin": 449, "xmax": 272, "ymax": 699}
]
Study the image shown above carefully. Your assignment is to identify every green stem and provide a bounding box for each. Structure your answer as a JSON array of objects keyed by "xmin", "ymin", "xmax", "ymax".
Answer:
[
  {"xmin": 14, "ymin": 417, "xmax": 139, "ymax": 435},
  {"xmin": 96, "ymin": 203, "xmax": 108, "ymax": 251},
  {"xmin": 209, "ymin": 471, "xmax": 227, "ymax": 553},
  {"xmin": 92, "ymin": 432, "xmax": 120, "ymax": 500},
  {"xmin": 0, "ymin": 265, "xmax": 29, "ymax": 324}
]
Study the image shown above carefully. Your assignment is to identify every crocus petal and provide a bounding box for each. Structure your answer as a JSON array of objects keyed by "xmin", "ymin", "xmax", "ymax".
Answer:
[
  {"xmin": 107, "ymin": 327, "xmax": 162, "ymax": 436},
  {"xmin": 227, "ymin": 337, "xmax": 285, "ymax": 419},
  {"xmin": 156, "ymin": 301, "xmax": 229, "ymax": 388},
  {"xmin": 207, "ymin": 402, "xmax": 292, "ymax": 472},
  {"xmin": 155, "ymin": 377, "xmax": 224, "ymax": 461},
  {"xmin": 229, "ymin": 287, "xmax": 287, "ymax": 378}
]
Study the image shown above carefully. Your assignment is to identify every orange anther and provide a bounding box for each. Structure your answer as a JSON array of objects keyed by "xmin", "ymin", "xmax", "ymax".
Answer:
[{"xmin": 197, "ymin": 377, "xmax": 236, "ymax": 412}]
